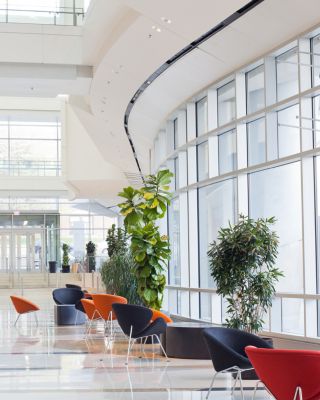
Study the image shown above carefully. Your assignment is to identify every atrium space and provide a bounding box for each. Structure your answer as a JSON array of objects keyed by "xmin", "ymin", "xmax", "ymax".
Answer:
[{"xmin": 1, "ymin": 0, "xmax": 320, "ymax": 399}]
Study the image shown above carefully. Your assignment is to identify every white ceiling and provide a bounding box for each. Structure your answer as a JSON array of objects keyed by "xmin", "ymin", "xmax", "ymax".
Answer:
[{"xmin": 89, "ymin": 0, "xmax": 320, "ymax": 175}]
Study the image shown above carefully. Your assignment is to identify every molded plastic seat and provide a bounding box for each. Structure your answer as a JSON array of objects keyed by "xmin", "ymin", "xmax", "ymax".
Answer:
[
  {"xmin": 91, "ymin": 294, "xmax": 127, "ymax": 320},
  {"xmin": 112, "ymin": 303, "xmax": 168, "ymax": 364},
  {"xmin": 246, "ymin": 346, "xmax": 320, "ymax": 400},
  {"xmin": 10, "ymin": 295, "xmax": 40, "ymax": 326},
  {"xmin": 202, "ymin": 327, "xmax": 272, "ymax": 399},
  {"xmin": 52, "ymin": 288, "xmax": 84, "ymax": 305},
  {"xmin": 66, "ymin": 284, "xmax": 82, "ymax": 290}
]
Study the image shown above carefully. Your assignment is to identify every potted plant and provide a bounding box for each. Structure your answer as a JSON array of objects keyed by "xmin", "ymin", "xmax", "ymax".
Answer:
[
  {"xmin": 118, "ymin": 169, "xmax": 173, "ymax": 310},
  {"xmin": 86, "ymin": 241, "xmax": 96, "ymax": 272},
  {"xmin": 61, "ymin": 243, "xmax": 71, "ymax": 273},
  {"xmin": 208, "ymin": 215, "xmax": 283, "ymax": 377},
  {"xmin": 208, "ymin": 215, "xmax": 282, "ymax": 332}
]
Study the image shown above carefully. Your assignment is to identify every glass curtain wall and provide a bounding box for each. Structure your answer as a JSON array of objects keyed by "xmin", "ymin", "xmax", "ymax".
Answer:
[{"xmin": 153, "ymin": 25, "xmax": 320, "ymax": 341}]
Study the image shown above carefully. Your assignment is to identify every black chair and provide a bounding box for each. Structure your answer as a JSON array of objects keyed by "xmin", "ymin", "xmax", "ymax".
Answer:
[
  {"xmin": 112, "ymin": 303, "xmax": 169, "ymax": 364},
  {"xmin": 202, "ymin": 327, "xmax": 272, "ymax": 400},
  {"xmin": 66, "ymin": 284, "xmax": 82, "ymax": 290},
  {"xmin": 52, "ymin": 288, "xmax": 86, "ymax": 325}
]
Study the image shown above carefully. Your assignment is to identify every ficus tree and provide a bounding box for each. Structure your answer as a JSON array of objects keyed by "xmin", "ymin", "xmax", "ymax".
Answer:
[
  {"xmin": 118, "ymin": 169, "xmax": 173, "ymax": 310},
  {"xmin": 208, "ymin": 215, "xmax": 283, "ymax": 333}
]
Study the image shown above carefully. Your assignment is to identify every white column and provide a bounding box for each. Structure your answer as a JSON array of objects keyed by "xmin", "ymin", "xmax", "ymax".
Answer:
[{"xmin": 187, "ymin": 102, "xmax": 196, "ymax": 142}]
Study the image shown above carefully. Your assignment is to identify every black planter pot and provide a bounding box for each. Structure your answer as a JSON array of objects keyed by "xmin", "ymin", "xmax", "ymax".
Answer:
[
  {"xmin": 49, "ymin": 261, "xmax": 57, "ymax": 273},
  {"xmin": 61, "ymin": 265, "xmax": 70, "ymax": 273}
]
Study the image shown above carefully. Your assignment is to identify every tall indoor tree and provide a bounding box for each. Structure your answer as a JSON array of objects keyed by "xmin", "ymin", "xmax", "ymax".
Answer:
[
  {"xmin": 208, "ymin": 215, "xmax": 283, "ymax": 333},
  {"xmin": 118, "ymin": 169, "xmax": 173, "ymax": 310}
]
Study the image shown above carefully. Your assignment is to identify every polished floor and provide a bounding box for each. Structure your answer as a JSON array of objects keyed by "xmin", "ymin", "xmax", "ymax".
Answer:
[{"xmin": 0, "ymin": 289, "xmax": 266, "ymax": 399}]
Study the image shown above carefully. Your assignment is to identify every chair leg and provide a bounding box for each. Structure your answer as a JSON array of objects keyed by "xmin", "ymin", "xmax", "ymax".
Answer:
[
  {"xmin": 206, "ymin": 371, "xmax": 219, "ymax": 399},
  {"xmin": 238, "ymin": 371, "xmax": 245, "ymax": 400},
  {"xmin": 154, "ymin": 334, "xmax": 169, "ymax": 362},
  {"xmin": 14, "ymin": 313, "xmax": 21, "ymax": 327},
  {"xmin": 125, "ymin": 326, "xmax": 133, "ymax": 365},
  {"xmin": 74, "ymin": 310, "xmax": 79, "ymax": 325},
  {"xmin": 232, "ymin": 371, "xmax": 239, "ymax": 396},
  {"xmin": 252, "ymin": 380, "xmax": 264, "ymax": 400},
  {"xmin": 34, "ymin": 312, "xmax": 38, "ymax": 327},
  {"xmin": 293, "ymin": 387, "xmax": 303, "ymax": 400}
]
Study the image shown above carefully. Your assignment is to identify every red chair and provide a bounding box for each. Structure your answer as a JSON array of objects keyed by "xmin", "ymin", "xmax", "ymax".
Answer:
[
  {"xmin": 245, "ymin": 346, "xmax": 320, "ymax": 400},
  {"xmin": 81, "ymin": 298, "xmax": 101, "ymax": 338},
  {"xmin": 150, "ymin": 308, "xmax": 173, "ymax": 323},
  {"xmin": 10, "ymin": 295, "xmax": 40, "ymax": 326}
]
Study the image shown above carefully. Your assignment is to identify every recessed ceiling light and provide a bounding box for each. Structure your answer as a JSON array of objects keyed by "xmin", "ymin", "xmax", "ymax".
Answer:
[
  {"xmin": 147, "ymin": 81, "xmax": 151, "ymax": 85},
  {"xmin": 152, "ymin": 25, "xmax": 156, "ymax": 30},
  {"xmin": 161, "ymin": 17, "xmax": 172, "ymax": 24},
  {"xmin": 156, "ymin": 28, "xmax": 161, "ymax": 33}
]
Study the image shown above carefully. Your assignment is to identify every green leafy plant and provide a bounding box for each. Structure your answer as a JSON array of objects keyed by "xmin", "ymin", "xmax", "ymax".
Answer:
[
  {"xmin": 62, "ymin": 243, "xmax": 70, "ymax": 266},
  {"xmin": 118, "ymin": 169, "xmax": 173, "ymax": 310},
  {"xmin": 106, "ymin": 224, "xmax": 128, "ymax": 258},
  {"xmin": 208, "ymin": 215, "xmax": 283, "ymax": 333},
  {"xmin": 86, "ymin": 241, "xmax": 96, "ymax": 272},
  {"xmin": 101, "ymin": 225, "xmax": 141, "ymax": 304}
]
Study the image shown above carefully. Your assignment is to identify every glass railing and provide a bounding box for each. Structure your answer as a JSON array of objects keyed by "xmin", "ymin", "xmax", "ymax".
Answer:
[
  {"xmin": 0, "ymin": 160, "xmax": 61, "ymax": 176},
  {"xmin": 0, "ymin": 1, "xmax": 88, "ymax": 26}
]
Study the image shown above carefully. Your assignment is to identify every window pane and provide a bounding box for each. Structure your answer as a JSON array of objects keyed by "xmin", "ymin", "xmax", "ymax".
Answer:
[
  {"xmin": 10, "ymin": 124, "xmax": 58, "ymax": 140},
  {"xmin": 246, "ymin": 65, "xmax": 265, "ymax": 114},
  {"xmin": 314, "ymin": 95, "xmax": 320, "ymax": 147},
  {"xmin": 276, "ymin": 47, "xmax": 299, "ymax": 101},
  {"xmin": 200, "ymin": 293, "xmax": 211, "ymax": 322},
  {"xmin": 174, "ymin": 157, "xmax": 179, "ymax": 190},
  {"xmin": 197, "ymin": 141, "xmax": 209, "ymax": 181},
  {"xmin": 10, "ymin": 140, "xmax": 58, "ymax": 162},
  {"xmin": 173, "ymin": 118, "xmax": 178, "ymax": 149},
  {"xmin": 218, "ymin": 130, "xmax": 237, "ymax": 174},
  {"xmin": 198, "ymin": 179, "xmax": 236, "ymax": 288},
  {"xmin": 196, "ymin": 97, "xmax": 208, "ymax": 136},
  {"xmin": 277, "ymin": 104, "xmax": 300, "ymax": 157},
  {"xmin": 247, "ymin": 117, "xmax": 266, "ymax": 166},
  {"xmin": 282, "ymin": 298, "xmax": 304, "ymax": 335},
  {"xmin": 312, "ymin": 34, "xmax": 320, "ymax": 87},
  {"xmin": 249, "ymin": 162, "xmax": 303, "ymax": 293},
  {"xmin": 218, "ymin": 80, "xmax": 236, "ymax": 126},
  {"xmin": 168, "ymin": 197, "xmax": 180, "ymax": 285}
]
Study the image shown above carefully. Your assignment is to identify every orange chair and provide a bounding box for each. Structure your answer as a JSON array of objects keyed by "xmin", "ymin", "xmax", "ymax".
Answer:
[
  {"xmin": 151, "ymin": 309, "xmax": 173, "ymax": 323},
  {"xmin": 10, "ymin": 295, "xmax": 40, "ymax": 326},
  {"xmin": 91, "ymin": 294, "xmax": 127, "ymax": 337},
  {"xmin": 81, "ymin": 298, "xmax": 101, "ymax": 338}
]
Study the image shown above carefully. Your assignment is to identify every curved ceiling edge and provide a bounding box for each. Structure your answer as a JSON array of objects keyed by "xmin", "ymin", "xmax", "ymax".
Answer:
[{"xmin": 123, "ymin": 0, "xmax": 265, "ymax": 176}]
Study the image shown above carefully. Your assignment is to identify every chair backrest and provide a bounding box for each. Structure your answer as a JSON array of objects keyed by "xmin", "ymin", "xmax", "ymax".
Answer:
[
  {"xmin": 91, "ymin": 294, "xmax": 127, "ymax": 320},
  {"xmin": 246, "ymin": 346, "xmax": 320, "ymax": 400},
  {"xmin": 203, "ymin": 327, "xmax": 272, "ymax": 372},
  {"xmin": 112, "ymin": 303, "xmax": 153, "ymax": 336},
  {"xmin": 52, "ymin": 288, "xmax": 84, "ymax": 305},
  {"xmin": 10, "ymin": 295, "xmax": 39, "ymax": 314},
  {"xmin": 66, "ymin": 284, "xmax": 82, "ymax": 290},
  {"xmin": 81, "ymin": 299, "xmax": 98, "ymax": 320},
  {"xmin": 151, "ymin": 308, "xmax": 173, "ymax": 323}
]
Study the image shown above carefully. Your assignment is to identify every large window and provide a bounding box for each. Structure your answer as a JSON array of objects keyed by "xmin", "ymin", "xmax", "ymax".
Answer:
[
  {"xmin": 0, "ymin": 112, "xmax": 61, "ymax": 176},
  {"xmin": 173, "ymin": 118, "xmax": 178, "ymax": 149},
  {"xmin": 249, "ymin": 162, "xmax": 303, "ymax": 293},
  {"xmin": 197, "ymin": 141, "xmax": 209, "ymax": 181},
  {"xmin": 168, "ymin": 197, "xmax": 180, "ymax": 285},
  {"xmin": 196, "ymin": 97, "xmax": 208, "ymax": 136},
  {"xmin": 198, "ymin": 179, "xmax": 236, "ymax": 289},
  {"xmin": 217, "ymin": 80, "xmax": 236, "ymax": 126},
  {"xmin": 247, "ymin": 117, "xmax": 266, "ymax": 166},
  {"xmin": 276, "ymin": 47, "xmax": 299, "ymax": 101},
  {"xmin": 314, "ymin": 95, "xmax": 320, "ymax": 147},
  {"xmin": 277, "ymin": 104, "xmax": 300, "ymax": 157},
  {"xmin": 246, "ymin": 65, "xmax": 265, "ymax": 114},
  {"xmin": 218, "ymin": 129, "xmax": 237, "ymax": 174},
  {"xmin": 312, "ymin": 34, "xmax": 320, "ymax": 87}
]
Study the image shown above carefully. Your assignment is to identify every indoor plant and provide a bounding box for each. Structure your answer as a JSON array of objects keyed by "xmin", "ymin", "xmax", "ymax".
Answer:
[
  {"xmin": 86, "ymin": 240, "xmax": 96, "ymax": 272},
  {"xmin": 208, "ymin": 215, "xmax": 283, "ymax": 333},
  {"xmin": 61, "ymin": 243, "xmax": 71, "ymax": 273},
  {"xmin": 118, "ymin": 169, "xmax": 173, "ymax": 310},
  {"xmin": 101, "ymin": 226, "xmax": 141, "ymax": 305}
]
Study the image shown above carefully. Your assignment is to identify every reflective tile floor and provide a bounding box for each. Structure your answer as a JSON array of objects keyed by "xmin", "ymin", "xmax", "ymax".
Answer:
[{"xmin": 0, "ymin": 289, "xmax": 266, "ymax": 399}]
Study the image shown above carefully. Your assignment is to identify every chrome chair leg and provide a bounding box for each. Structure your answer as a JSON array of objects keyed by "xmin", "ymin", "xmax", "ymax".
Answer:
[
  {"xmin": 206, "ymin": 371, "xmax": 219, "ymax": 399},
  {"xmin": 125, "ymin": 326, "xmax": 133, "ymax": 365},
  {"xmin": 34, "ymin": 312, "xmax": 38, "ymax": 327},
  {"xmin": 293, "ymin": 386, "xmax": 303, "ymax": 400},
  {"xmin": 154, "ymin": 334, "xmax": 169, "ymax": 362},
  {"xmin": 14, "ymin": 313, "xmax": 21, "ymax": 326},
  {"xmin": 232, "ymin": 371, "xmax": 239, "ymax": 396},
  {"xmin": 252, "ymin": 380, "xmax": 264, "ymax": 400}
]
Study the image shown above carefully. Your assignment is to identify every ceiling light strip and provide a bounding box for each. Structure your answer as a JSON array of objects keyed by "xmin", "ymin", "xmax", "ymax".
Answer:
[{"xmin": 124, "ymin": 0, "xmax": 265, "ymax": 177}]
